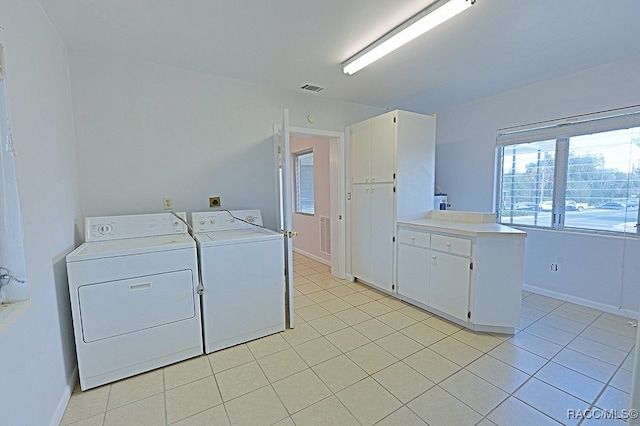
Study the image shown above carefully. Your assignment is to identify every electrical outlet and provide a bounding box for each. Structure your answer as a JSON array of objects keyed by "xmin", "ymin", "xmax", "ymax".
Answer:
[
  {"xmin": 550, "ymin": 263, "xmax": 558, "ymax": 272},
  {"xmin": 163, "ymin": 197, "xmax": 173, "ymax": 210},
  {"xmin": 209, "ymin": 196, "xmax": 221, "ymax": 208}
]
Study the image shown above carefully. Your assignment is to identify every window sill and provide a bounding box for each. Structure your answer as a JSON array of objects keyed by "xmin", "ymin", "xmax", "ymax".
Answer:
[{"xmin": 0, "ymin": 300, "xmax": 31, "ymax": 332}]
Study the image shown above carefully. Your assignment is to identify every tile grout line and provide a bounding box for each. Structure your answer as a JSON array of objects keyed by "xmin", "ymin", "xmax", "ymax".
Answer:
[
  {"xmin": 207, "ymin": 355, "xmax": 232, "ymax": 426},
  {"xmin": 162, "ymin": 369, "xmax": 167, "ymax": 425},
  {"xmin": 477, "ymin": 295, "xmax": 589, "ymax": 425},
  {"xmin": 485, "ymin": 296, "xmax": 631, "ymax": 425},
  {"xmin": 576, "ymin": 349, "xmax": 637, "ymax": 426}
]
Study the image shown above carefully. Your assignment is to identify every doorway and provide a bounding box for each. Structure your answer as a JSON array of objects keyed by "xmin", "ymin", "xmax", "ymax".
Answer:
[
  {"xmin": 290, "ymin": 134, "xmax": 333, "ymax": 267},
  {"xmin": 275, "ymin": 126, "xmax": 346, "ymax": 279}
]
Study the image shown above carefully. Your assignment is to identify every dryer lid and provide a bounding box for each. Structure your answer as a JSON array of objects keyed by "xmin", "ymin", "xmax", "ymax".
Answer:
[{"xmin": 67, "ymin": 234, "xmax": 195, "ymax": 262}]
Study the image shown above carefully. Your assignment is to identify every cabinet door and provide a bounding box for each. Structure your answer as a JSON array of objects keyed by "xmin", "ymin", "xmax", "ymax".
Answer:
[
  {"xmin": 397, "ymin": 244, "xmax": 429, "ymax": 304},
  {"xmin": 369, "ymin": 183, "xmax": 395, "ymax": 291},
  {"xmin": 350, "ymin": 184, "xmax": 371, "ymax": 283},
  {"xmin": 350, "ymin": 121, "xmax": 372, "ymax": 184},
  {"xmin": 429, "ymin": 252, "xmax": 470, "ymax": 321},
  {"xmin": 370, "ymin": 114, "xmax": 395, "ymax": 183}
]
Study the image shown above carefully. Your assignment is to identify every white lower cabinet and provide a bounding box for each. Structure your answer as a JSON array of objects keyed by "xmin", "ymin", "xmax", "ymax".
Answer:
[
  {"xmin": 429, "ymin": 252, "xmax": 470, "ymax": 322},
  {"xmin": 396, "ymin": 224, "xmax": 525, "ymax": 334},
  {"xmin": 397, "ymin": 230, "xmax": 430, "ymax": 303},
  {"xmin": 351, "ymin": 183, "xmax": 395, "ymax": 292}
]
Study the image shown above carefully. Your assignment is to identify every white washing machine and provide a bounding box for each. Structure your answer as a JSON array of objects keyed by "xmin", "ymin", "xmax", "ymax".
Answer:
[
  {"xmin": 66, "ymin": 213, "xmax": 203, "ymax": 390},
  {"xmin": 192, "ymin": 209, "xmax": 285, "ymax": 353}
]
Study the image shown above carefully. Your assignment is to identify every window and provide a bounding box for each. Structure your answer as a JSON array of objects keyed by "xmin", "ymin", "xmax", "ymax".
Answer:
[
  {"xmin": 497, "ymin": 108, "xmax": 640, "ymax": 235},
  {"xmin": 294, "ymin": 151, "xmax": 314, "ymax": 214}
]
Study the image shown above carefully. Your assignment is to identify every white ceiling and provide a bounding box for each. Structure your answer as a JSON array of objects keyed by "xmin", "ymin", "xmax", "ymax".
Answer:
[{"xmin": 38, "ymin": 0, "xmax": 640, "ymax": 113}]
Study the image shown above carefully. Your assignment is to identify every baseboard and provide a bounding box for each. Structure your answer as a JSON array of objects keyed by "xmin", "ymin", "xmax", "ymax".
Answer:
[
  {"xmin": 293, "ymin": 247, "xmax": 330, "ymax": 266},
  {"xmin": 50, "ymin": 366, "xmax": 78, "ymax": 426},
  {"xmin": 523, "ymin": 284, "xmax": 639, "ymax": 320}
]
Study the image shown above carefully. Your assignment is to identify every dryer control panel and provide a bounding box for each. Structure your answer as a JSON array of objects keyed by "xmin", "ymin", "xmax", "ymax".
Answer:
[
  {"xmin": 86, "ymin": 212, "xmax": 188, "ymax": 241},
  {"xmin": 191, "ymin": 210, "xmax": 263, "ymax": 232}
]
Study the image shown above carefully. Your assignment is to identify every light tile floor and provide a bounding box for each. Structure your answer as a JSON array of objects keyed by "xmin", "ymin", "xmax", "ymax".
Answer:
[{"xmin": 61, "ymin": 254, "xmax": 638, "ymax": 425}]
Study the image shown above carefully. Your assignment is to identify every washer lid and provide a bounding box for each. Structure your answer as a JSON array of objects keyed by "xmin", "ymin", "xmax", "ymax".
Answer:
[
  {"xmin": 194, "ymin": 228, "xmax": 282, "ymax": 246},
  {"xmin": 67, "ymin": 234, "xmax": 195, "ymax": 262}
]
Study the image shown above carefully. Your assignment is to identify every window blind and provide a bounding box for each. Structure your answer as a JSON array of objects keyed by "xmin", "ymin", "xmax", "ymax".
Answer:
[{"xmin": 496, "ymin": 106, "xmax": 640, "ymax": 146}]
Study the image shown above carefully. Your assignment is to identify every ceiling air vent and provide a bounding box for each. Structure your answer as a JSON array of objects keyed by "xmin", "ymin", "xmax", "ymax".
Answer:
[{"xmin": 301, "ymin": 84, "xmax": 323, "ymax": 93}]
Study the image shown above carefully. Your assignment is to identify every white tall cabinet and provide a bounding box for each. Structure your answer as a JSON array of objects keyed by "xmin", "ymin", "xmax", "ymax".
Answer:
[{"xmin": 349, "ymin": 110, "xmax": 435, "ymax": 292}]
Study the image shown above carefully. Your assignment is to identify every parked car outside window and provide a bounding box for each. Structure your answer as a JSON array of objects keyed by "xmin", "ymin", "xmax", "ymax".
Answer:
[
  {"xmin": 538, "ymin": 200, "xmax": 586, "ymax": 211},
  {"xmin": 596, "ymin": 202, "xmax": 626, "ymax": 209},
  {"xmin": 513, "ymin": 202, "xmax": 537, "ymax": 210},
  {"xmin": 538, "ymin": 201, "xmax": 553, "ymax": 211}
]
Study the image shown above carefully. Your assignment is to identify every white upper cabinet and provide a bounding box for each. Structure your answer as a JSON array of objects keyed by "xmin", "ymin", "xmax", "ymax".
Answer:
[
  {"xmin": 350, "ymin": 121, "xmax": 373, "ymax": 184},
  {"xmin": 370, "ymin": 114, "xmax": 395, "ymax": 183}
]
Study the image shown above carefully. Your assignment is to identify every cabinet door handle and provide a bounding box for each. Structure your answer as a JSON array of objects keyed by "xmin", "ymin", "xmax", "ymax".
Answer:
[
  {"xmin": 365, "ymin": 177, "xmax": 370, "ymax": 183},
  {"xmin": 371, "ymin": 177, "xmax": 375, "ymax": 181},
  {"xmin": 371, "ymin": 187, "xmax": 375, "ymax": 192},
  {"xmin": 432, "ymin": 255, "xmax": 437, "ymax": 259},
  {"xmin": 411, "ymin": 236, "xmax": 416, "ymax": 240},
  {"xmin": 446, "ymin": 242, "xmax": 452, "ymax": 247}
]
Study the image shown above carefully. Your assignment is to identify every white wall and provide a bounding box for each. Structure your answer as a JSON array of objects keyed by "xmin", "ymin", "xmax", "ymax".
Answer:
[
  {"xmin": 0, "ymin": 1, "xmax": 82, "ymax": 425},
  {"xmin": 291, "ymin": 136, "xmax": 331, "ymax": 263},
  {"xmin": 69, "ymin": 52, "xmax": 383, "ymax": 231},
  {"xmin": 435, "ymin": 54, "xmax": 640, "ymax": 315}
]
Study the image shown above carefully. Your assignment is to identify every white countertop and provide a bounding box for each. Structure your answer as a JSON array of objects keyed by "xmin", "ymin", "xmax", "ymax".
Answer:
[{"xmin": 398, "ymin": 211, "xmax": 527, "ymax": 237}]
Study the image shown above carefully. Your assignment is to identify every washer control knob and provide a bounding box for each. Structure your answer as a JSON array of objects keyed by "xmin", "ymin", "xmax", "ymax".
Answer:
[
  {"xmin": 98, "ymin": 224, "xmax": 112, "ymax": 234},
  {"xmin": 246, "ymin": 216, "xmax": 255, "ymax": 224},
  {"xmin": 200, "ymin": 220, "xmax": 205, "ymax": 225},
  {"xmin": 210, "ymin": 219, "xmax": 216, "ymax": 224}
]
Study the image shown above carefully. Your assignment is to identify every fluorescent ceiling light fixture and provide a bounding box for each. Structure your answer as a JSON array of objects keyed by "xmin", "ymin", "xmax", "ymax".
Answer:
[{"xmin": 342, "ymin": 0, "xmax": 475, "ymax": 75}]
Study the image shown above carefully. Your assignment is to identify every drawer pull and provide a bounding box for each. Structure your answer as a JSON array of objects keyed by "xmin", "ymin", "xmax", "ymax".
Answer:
[
  {"xmin": 432, "ymin": 255, "xmax": 437, "ymax": 259},
  {"xmin": 411, "ymin": 236, "xmax": 416, "ymax": 240},
  {"xmin": 446, "ymin": 242, "xmax": 452, "ymax": 247}
]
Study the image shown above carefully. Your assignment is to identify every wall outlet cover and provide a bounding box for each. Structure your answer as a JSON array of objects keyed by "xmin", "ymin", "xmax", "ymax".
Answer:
[
  {"xmin": 163, "ymin": 197, "xmax": 173, "ymax": 210},
  {"xmin": 209, "ymin": 196, "xmax": 221, "ymax": 208}
]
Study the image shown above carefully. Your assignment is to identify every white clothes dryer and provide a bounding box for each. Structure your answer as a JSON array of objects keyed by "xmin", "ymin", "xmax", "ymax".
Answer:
[
  {"xmin": 192, "ymin": 209, "xmax": 285, "ymax": 354},
  {"xmin": 66, "ymin": 213, "xmax": 203, "ymax": 390}
]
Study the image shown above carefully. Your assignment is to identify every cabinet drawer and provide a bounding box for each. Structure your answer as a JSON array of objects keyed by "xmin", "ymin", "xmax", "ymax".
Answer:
[
  {"xmin": 431, "ymin": 234, "xmax": 471, "ymax": 257},
  {"xmin": 398, "ymin": 228, "xmax": 430, "ymax": 248}
]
